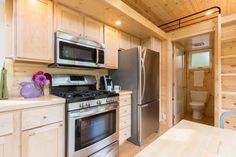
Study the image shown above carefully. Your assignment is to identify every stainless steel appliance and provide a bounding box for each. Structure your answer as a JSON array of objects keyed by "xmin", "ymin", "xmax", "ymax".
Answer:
[
  {"xmin": 52, "ymin": 31, "xmax": 105, "ymax": 68},
  {"xmin": 50, "ymin": 75, "xmax": 119, "ymax": 157},
  {"xmin": 100, "ymin": 75, "xmax": 113, "ymax": 91},
  {"xmin": 110, "ymin": 46, "xmax": 160, "ymax": 146}
]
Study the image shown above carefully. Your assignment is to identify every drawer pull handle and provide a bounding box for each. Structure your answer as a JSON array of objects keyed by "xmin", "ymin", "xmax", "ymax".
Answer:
[
  {"xmin": 43, "ymin": 116, "xmax": 47, "ymax": 119},
  {"xmin": 234, "ymin": 103, "xmax": 236, "ymax": 106},
  {"xmin": 59, "ymin": 124, "xmax": 63, "ymax": 127},
  {"xmin": 225, "ymin": 121, "xmax": 230, "ymax": 124}
]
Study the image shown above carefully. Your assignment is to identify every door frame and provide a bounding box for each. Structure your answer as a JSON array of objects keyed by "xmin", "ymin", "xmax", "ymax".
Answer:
[{"xmin": 172, "ymin": 43, "xmax": 186, "ymax": 125}]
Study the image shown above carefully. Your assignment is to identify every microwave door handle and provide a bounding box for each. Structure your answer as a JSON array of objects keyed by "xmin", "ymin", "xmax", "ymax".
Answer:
[{"xmin": 96, "ymin": 48, "xmax": 99, "ymax": 64}]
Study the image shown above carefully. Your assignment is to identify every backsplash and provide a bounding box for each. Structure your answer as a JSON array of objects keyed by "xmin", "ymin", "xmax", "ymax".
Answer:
[{"xmin": 6, "ymin": 59, "xmax": 108, "ymax": 97}]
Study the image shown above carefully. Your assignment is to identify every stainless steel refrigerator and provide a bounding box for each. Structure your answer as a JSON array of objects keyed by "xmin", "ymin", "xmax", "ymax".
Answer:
[{"xmin": 110, "ymin": 46, "xmax": 160, "ymax": 146}]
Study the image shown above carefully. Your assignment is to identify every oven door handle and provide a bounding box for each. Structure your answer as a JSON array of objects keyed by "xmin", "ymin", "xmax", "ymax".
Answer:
[
  {"xmin": 69, "ymin": 105, "xmax": 117, "ymax": 119},
  {"xmin": 96, "ymin": 48, "xmax": 99, "ymax": 64}
]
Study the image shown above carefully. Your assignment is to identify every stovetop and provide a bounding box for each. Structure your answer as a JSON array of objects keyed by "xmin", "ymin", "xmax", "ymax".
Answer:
[{"xmin": 54, "ymin": 90, "xmax": 119, "ymax": 103}]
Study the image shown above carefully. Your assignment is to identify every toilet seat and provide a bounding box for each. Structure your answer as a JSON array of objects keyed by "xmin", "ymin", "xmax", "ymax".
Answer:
[{"xmin": 190, "ymin": 102, "xmax": 204, "ymax": 107}]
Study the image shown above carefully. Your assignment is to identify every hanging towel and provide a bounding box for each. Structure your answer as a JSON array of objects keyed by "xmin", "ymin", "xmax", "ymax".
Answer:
[
  {"xmin": 194, "ymin": 71, "xmax": 204, "ymax": 87},
  {"xmin": 0, "ymin": 67, "xmax": 8, "ymax": 99}
]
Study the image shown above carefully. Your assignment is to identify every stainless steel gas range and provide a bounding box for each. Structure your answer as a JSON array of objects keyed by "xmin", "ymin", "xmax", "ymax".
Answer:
[{"xmin": 51, "ymin": 75, "xmax": 119, "ymax": 157}]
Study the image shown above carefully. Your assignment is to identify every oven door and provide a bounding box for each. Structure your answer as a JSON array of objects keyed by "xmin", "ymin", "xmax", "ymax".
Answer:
[
  {"xmin": 68, "ymin": 103, "xmax": 118, "ymax": 157},
  {"xmin": 56, "ymin": 38, "xmax": 105, "ymax": 68}
]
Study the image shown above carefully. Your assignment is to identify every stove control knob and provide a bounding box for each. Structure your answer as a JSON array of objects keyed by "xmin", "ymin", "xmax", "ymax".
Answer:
[{"xmin": 97, "ymin": 100, "xmax": 101, "ymax": 105}]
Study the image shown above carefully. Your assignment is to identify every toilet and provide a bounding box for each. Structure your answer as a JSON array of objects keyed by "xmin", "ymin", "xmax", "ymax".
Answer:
[{"xmin": 190, "ymin": 91, "xmax": 209, "ymax": 119}]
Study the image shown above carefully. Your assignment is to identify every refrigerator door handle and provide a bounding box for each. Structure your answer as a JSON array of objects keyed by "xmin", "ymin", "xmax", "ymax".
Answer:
[
  {"xmin": 141, "ymin": 104, "xmax": 149, "ymax": 108},
  {"xmin": 141, "ymin": 58, "xmax": 146, "ymax": 101}
]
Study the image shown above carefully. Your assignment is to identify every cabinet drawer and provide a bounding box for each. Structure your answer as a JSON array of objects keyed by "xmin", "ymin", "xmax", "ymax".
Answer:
[
  {"xmin": 224, "ymin": 115, "xmax": 236, "ymax": 131},
  {"xmin": 119, "ymin": 105, "xmax": 131, "ymax": 117},
  {"xmin": 119, "ymin": 115, "xmax": 131, "ymax": 130},
  {"xmin": 119, "ymin": 127, "xmax": 131, "ymax": 145},
  {"xmin": 21, "ymin": 105, "xmax": 64, "ymax": 130},
  {"xmin": 0, "ymin": 113, "xmax": 14, "ymax": 136},
  {"xmin": 119, "ymin": 95, "xmax": 131, "ymax": 107}
]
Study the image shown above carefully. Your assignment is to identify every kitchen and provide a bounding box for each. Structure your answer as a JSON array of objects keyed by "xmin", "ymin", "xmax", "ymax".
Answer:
[{"xmin": 0, "ymin": 0, "xmax": 236, "ymax": 157}]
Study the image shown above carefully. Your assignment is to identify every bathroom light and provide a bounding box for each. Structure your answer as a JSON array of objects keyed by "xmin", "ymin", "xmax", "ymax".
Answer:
[
  {"xmin": 205, "ymin": 11, "xmax": 214, "ymax": 16},
  {"xmin": 115, "ymin": 20, "xmax": 122, "ymax": 26}
]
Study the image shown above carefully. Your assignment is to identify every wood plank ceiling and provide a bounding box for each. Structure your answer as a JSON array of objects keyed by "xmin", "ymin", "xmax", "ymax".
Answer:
[{"xmin": 122, "ymin": 0, "xmax": 236, "ymax": 26}]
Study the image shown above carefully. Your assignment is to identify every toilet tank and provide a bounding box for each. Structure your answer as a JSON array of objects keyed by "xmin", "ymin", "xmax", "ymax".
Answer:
[{"xmin": 190, "ymin": 91, "xmax": 209, "ymax": 103}]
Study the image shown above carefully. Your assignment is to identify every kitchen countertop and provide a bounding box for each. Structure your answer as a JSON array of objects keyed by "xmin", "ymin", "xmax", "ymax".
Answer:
[
  {"xmin": 119, "ymin": 90, "xmax": 132, "ymax": 95},
  {"xmin": 0, "ymin": 95, "xmax": 65, "ymax": 112},
  {"xmin": 135, "ymin": 120, "xmax": 236, "ymax": 157}
]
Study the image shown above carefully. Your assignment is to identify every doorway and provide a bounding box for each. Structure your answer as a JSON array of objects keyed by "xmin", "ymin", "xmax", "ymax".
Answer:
[{"xmin": 172, "ymin": 33, "xmax": 215, "ymax": 126}]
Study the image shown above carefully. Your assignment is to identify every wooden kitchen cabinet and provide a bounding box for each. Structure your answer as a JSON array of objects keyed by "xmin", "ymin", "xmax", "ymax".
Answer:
[
  {"xmin": 131, "ymin": 36, "xmax": 141, "ymax": 48},
  {"xmin": 0, "ymin": 112, "xmax": 17, "ymax": 157},
  {"xmin": 118, "ymin": 31, "xmax": 131, "ymax": 50},
  {"xmin": 0, "ymin": 134, "xmax": 15, "ymax": 157},
  {"xmin": 119, "ymin": 92, "xmax": 132, "ymax": 145},
  {"xmin": 16, "ymin": 0, "xmax": 53, "ymax": 63},
  {"xmin": 54, "ymin": 3, "xmax": 84, "ymax": 36},
  {"xmin": 84, "ymin": 17, "xmax": 104, "ymax": 43},
  {"xmin": 104, "ymin": 25, "xmax": 118, "ymax": 69},
  {"xmin": 22, "ymin": 122, "xmax": 64, "ymax": 157}
]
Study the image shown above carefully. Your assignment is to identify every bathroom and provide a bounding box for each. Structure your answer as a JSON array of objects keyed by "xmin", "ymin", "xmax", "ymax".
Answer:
[{"xmin": 172, "ymin": 33, "xmax": 215, "ymax": 126}]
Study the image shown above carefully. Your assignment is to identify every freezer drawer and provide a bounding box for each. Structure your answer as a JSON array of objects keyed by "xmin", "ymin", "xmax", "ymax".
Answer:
[{"xmin": 139, "ymin": 100, "xmax": 159, "ymax": 145}]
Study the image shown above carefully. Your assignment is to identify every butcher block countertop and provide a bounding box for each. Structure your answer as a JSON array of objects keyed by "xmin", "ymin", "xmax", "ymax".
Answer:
[
  {"xmin": 0, "ymin": 95, "xmax": 65, "ymax": 112},
  {"xmin": 135, "ymin": 120, "xmax": 236, "ymax": 157},
  {"xmin": 119, "ymin": 90, "xmax": 132, "ymax": 95}
]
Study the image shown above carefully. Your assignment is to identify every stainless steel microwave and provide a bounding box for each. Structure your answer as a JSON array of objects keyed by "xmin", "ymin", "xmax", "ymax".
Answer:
[{"xmin": 54, "ymin": 31, "xmax": 105, "ymax": 68}]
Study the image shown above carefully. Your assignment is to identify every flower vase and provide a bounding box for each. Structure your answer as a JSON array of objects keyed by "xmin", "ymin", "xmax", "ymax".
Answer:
[{"xmin": 43, "ymin": 85, "xmax": 50, "ymax": 96}]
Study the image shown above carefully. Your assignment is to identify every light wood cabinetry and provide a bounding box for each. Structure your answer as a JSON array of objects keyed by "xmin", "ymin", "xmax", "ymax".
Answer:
[
  {"xmin": 0, "ymin": 134, "xmax": 15, "ymax": 157},
  {"xmin": 21, "ymin": 105, "xmax": 63, "ymax": 131},
  {"xmin": 84, "ymin": 17, "xmax": 104, "ymax": 43},
  {"xmin": 104, "ymin": 25, "xmax": 118, "ymax": 69},
  {"xmin": 131, "ymin": 36, "xmax": 141, "ymax": 48},
  {"xmin": 16, "ymin": 0, "xmax": 53, "ymax": 63},
  {"xmin": 0, "ymin": 103, "xmax": 64, "ymax": 157},
  {"xmin": 0, "ymin": 112, "xmax": 16, "ymax": 157},
  {"xmin": 118, "ymin": 31, "xmax": 131, "ymax": 50},
  {"xmin": 54, "ymin": 4, "xmax": 84, "ymax": 36},
  {"xmin": 22, "ymin": 122, "xmax": 64, "ymax": 157},
  {"xmin": 142, "ymin": 37, "xmax": 161, "ymax": 52},
  {"xmin": 119, "ymin": 92, "xmax": 132, "ymax": 145}
]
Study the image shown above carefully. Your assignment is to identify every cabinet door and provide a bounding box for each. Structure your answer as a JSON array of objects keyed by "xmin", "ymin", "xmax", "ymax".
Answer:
[
  {"xmin": 84, "ymin": 17, "xmax": 103, "ymax": 43},
  {"xmin": 118, "ymin": 31, "xmax": 131, "ymax": 50},
  {"xmin": 16, "ymin": 0, "xmax": 53, "ymax": 63},
  {"xmin": 0, "ymin": 134, "xmax": 14, "ymax": 157},
  {"xmin": 104, "ymin": 25, "xmax": 118, "ymax": 69},
  {"xmin": 131, "ymin": 36, "xmax": 141, "ymax": 48},
  {"xmin": 55, "ymin": 4, "xmax": 84, "ymax": 36},
  {"xmin": 22, "ymin": 122, "xmax": 64, "ymax": 157}
]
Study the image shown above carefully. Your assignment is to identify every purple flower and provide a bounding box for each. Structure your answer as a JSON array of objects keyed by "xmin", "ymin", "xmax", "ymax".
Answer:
[{"xmin": 34, "ymin": 74, "xmax": 47, "ymax": 85}]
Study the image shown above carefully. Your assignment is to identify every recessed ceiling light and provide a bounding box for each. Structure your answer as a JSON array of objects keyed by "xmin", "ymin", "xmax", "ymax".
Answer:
[
  {"xmin": 115, "ymin": 20, "xmax": 122, "ymax": 26},
  {"xmin": 205, "ymin": 11, "xmax": 214, "ymax": 15}
]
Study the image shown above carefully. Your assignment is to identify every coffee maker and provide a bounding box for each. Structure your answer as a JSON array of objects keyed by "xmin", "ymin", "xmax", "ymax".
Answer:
[{"xmin": 100, "ymin": 75, "xmax": 113, "ymax": 91}]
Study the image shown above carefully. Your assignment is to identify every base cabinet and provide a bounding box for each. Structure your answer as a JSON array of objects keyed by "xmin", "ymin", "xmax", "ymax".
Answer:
[
  {"xmin": 22, "ymin": 122, "xmax": 64, "ymax": 157},
  {"xmin": 119, "ymin": 92, "xmax": 132, "ymax": 145},
  {"xmin": 0, "ymin": 135, "xmax": 15, "ymax": 157}
]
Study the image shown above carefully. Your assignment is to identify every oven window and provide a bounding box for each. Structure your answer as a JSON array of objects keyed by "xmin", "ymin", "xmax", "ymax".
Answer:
[
  {"xmin": 74, "ymin": 110, "xmax": 116, "ymax": 151},
  {"xmin": 59, "ymin": 41, "xmax": 96, "ymax": 62}
]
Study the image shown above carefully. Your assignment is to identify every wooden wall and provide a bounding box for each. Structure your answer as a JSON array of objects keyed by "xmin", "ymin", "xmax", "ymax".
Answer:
[
  {"xmin": 221, "ymin": 21, "xmax": 236, "ymax": 111},
  {"xmin": 6, "ymin": 60, "xmax": 108, "ymax": 97}
]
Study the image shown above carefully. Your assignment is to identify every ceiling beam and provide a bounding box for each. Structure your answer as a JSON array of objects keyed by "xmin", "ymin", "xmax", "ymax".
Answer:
[{"xmin": 104, "ymin": 0, "xmax": 168, "ymax": 40}]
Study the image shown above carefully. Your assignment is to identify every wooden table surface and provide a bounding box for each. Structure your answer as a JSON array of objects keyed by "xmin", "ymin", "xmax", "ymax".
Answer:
[{"xmin": 135, "ymin": 120, "xmax": 236, "ymax": 157}]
